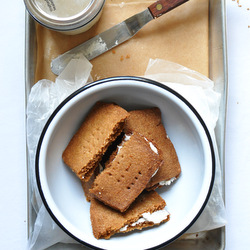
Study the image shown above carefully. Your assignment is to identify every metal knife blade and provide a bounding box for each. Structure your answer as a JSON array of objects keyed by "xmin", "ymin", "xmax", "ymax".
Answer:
[{"xmin": 51, "ymin": 0, "xmax": 189, "ymax": 75}]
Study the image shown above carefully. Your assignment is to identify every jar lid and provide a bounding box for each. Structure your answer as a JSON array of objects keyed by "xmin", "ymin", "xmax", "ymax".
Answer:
[{"xmin": 24, "ymin": 0, "xmax": 105, "ymax": 32}]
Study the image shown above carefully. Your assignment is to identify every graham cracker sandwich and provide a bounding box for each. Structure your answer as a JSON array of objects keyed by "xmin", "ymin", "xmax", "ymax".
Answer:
[
  {"xmin": 124, "ymin": 108, "xmax": 181, "ymax": 190},
  {"xmin": 62, "ymin": 101, "xmax": 129, "ymax": 182},
  {"xmin": 90, "ymin": 190, "xmax": 170, "ymax": 239},
  {"xmin": 90, "ymin": 132, "xmax": 163, "ymax": 212}
]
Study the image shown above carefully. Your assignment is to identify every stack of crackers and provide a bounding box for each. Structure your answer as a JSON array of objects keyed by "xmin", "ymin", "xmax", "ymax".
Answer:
[{"xmin": 62, "ymin": 101, "xmax": 181, "ymax": 239}]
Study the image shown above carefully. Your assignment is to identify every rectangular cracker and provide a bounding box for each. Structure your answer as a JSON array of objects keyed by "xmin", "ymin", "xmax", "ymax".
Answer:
[
  {"xmin": 124, "ymin": 108, "xmax": 181, "ymax": 190},
  {"xmin": 90, "ymin": 132, "xmax": 163, "ymax": 212},
  {"xmin": 62, "ymin": 102, "xmax": 129, "ymax": 181},
  {"xmin": 90, "ymin": 190, "xmax": 170, "ymax": 239}
]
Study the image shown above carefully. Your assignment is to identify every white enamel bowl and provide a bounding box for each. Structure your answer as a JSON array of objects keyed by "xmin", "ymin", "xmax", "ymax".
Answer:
[{"xmin": 36, "ymin": 76, "xmax": 215, "ymax": 250}]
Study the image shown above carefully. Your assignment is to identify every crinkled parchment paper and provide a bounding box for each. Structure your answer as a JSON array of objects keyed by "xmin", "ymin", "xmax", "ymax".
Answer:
[{"xmin": 27, "ymin": 57, "xmax": 226, "ymax": 250}]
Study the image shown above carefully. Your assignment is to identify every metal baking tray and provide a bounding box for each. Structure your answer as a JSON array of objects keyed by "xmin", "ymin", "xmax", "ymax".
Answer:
[{"xmin": 25, "ymin": 0, "xmax": 227, "ymax": 249}]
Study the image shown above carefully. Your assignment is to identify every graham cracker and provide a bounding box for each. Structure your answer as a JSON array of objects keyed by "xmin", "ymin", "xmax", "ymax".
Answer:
[
  {"xmin": 90, "ymin": 132, "xmax": 163, "ymax": 212},
  {"xmin": 90, "ymin": 190, "xmax": 169, "ymax": 239},
  {"xmin": 62, "ymin": 102, "xmax": 129, "ymax": 181},
  {"xmin": 124, "ymin": 108, "xmax": 181, "ymax": 189}
]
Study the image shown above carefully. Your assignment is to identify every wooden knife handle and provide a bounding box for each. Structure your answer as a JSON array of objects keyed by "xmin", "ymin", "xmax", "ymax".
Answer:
[{"xmin": 148, "ymin": 0, "xmax": 189, "ymax": 18}]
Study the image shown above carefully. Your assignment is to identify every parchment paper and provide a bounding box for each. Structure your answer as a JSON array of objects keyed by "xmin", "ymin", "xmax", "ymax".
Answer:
[
  {"xmin": 27, "ymin": 57, "xmax": 226, "ymax": 250},
  {"xmin": 34, "ymin": 0, "xmax": 209, "ymax": 83}
]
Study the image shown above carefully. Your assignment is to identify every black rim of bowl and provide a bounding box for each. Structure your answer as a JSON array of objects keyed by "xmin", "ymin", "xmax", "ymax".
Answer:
[{"xmin": 35, "ymin": 76, "xmax": 216, "ymax": 250}]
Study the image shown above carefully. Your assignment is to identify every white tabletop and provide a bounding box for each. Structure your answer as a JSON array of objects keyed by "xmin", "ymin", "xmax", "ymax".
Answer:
[{"xmin": 0, "ymin": 0, "xmax": 249, "ymax": 249}]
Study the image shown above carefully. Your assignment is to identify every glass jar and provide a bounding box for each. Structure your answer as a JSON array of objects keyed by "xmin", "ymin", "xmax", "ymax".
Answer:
[{"xmin": 24, "ymin": 0, "xmax": 105, "ymax": 35}]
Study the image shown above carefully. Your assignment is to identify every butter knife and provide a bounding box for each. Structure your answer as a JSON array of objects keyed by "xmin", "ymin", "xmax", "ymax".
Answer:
[{"xmin": 51, "ymin": 0, "xmax": 189, "ymax": 75}]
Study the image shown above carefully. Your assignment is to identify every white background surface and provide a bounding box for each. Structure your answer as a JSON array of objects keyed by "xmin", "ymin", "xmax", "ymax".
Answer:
[{"xmin": 0, "ymin": 0, "xmax": 249, "ymax": 249}]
